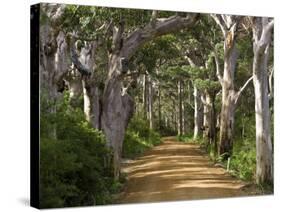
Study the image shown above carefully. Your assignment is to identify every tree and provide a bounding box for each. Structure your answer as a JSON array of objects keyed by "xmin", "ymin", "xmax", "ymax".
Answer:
[
  {"xmin": 101, "ymin": 12, "xmax": 198, "ymax": 179},
  {"xmin": 40, "ymin": 4, "xmax": 71, "ymax": 139},
  {"xmin": 251, "ymin": 17, "xmax": 274, "ymax": 185},
  {"xmin": 211, "ymin": 14, "xmax": 253, "ymax": 157}
]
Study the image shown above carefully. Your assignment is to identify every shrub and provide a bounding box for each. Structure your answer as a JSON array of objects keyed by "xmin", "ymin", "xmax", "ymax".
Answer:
[
  {"xmin": 40, "ymin": 92, "xmax": 116, "ymax": 208},
  {"xmin": 228, "ymin": 139, "xmax": 256, "ymax": 181},
  {"xmin": 176, "ymin": 133, "xmax": 194, "ymax": 143},
  {"xmin": 123, "ymin": 116, "xmax": 161, "ymax": 158}
]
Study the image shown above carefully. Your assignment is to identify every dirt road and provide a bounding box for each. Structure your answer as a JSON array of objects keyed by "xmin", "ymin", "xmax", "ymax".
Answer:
[{"xmin": 118, "ymin": 137, "xmax": 254, "ymax": 204}]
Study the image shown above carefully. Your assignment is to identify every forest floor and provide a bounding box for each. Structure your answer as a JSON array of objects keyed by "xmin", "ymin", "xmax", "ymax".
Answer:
[{"xmin": 117, "ymin": 136, "xmax": 259, "ymax": 204}]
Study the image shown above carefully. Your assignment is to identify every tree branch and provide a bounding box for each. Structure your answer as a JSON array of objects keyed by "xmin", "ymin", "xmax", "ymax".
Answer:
[
  {"xmin": 121, "ymin": 78, "xmax": 135, "ymax": 96},
  {"xmin": 268, "ymin": 65, "xmax": 274, "ymax": 99},
  {"xmin": 259, "ymin": 18, "xmax": 274, "ymax": 47},
  {"xmin": 122, "ymin": 13, "xmax": 199, "ymax": 59},
  {"xmin": 150, "ymin": 10, "xmax": 158, "ymax": 27},
  {"xmin": 69, "ymin": 35, "xmax": 98, "ymax": 76},
  {"xmin": 186, "ymin": 55, "xmax": 197, "ymax": 67},
  {"xmin": 210, "ymin": 14, "xmax": 227, "ymax": 36},
  {"xmin": 70, "ymin": 46, "xmax": 91, "ymax": 76},
  {"xmin": 200, "ymin": 94, "xmax": 207, "ymax": 105},
  {"xmin": 112, "ymin": 19, "xmax": 125, "ymax": 52},
  {"xmin": 234, "ymin": 76, "xmax": 253, "ymax": 104},
  {"xmin": 213, "ymin": 50, "xmax": 223, "ymax": 85}
]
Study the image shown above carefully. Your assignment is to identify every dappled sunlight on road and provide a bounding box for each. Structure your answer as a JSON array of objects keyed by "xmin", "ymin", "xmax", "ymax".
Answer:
[{"xmin": 118, "ymin": 137, "xmax": 251, "ymax": 204}]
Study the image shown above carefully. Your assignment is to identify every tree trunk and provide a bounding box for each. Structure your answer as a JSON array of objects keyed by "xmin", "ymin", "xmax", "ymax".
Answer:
[
  {"xmin": 202, "ymin": 93, "xmax": 210, "ymax": 142},
  {"xmin": 193, "ymin": 85, "xmax": 203, "ymax": 139},
  {"xmin": 101, "ymin": 12, "xmax": 198, "ymax": 179},
  {"xmin": 82, "ymin": 79, "xmax": 91, "ymax": 123},
  {"xmin": 211, "ymin": 96, "xmax": 217, "ymax": 155},
  {"xmin": 182, "ymin": 82, "xmax": 186, "ymax": 134},
  {"xmin": 177, "ymin": 80, "xmax": 183, "ymax": 135},
  {"xmin": 219, "ymin": 88, "xmax": 236, "ymax": 156},
  {"xmin": 201, "ymin": 89, "xmax": 217, "ymax": 151},
  {"xmin": 82, "ymin": 78, "xmax": 102, "ymax": 129},
  {"xmin": 252, "ymin": 17, "xmax": 273, "ymax": 185},
  {"xmin": 64, "ymin": 73, "xmax": 83, "ymax": 106},
  {"xmin": 40, "ymin": 9, "xmax": 70, "ymax": 138},
  {"xmin": 219, "ymin": 28, "xmax": 238, "ymax": 157},
  {"xmin": 158, "ymin": 83, "xmax": 161, "ymax": 129},
  {"xmin": 253, "ymin": 69, "xmax": 272, "ymax": 184},
  {"xmin": 173, "ymin": 99, "xmax": 177, "ymax": 132},
  {"xmin": 101, "ymin": 54, "xmax": 134, "ymax": 180},
  {"xmin": 211, "ymin": 15, "xmax": 244, "ymax": 157},
  {"xmin": 148, "ymin": 75, "xmax": 153, "ymax": 129},
  {"xmin": 143, "ymin": 74, "xmax": 148, "ymax": 119}
]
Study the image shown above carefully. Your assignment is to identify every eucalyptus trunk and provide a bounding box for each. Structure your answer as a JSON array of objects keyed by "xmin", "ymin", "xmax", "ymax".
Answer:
[
  {"xmin": 40, "ymin": 6, "xmax": 70, "ymax": 138},
  {"xmin": 177, "ymin": 80, "xmax": 183, "ymax": 136},
  {"xmin": 252, "ymin": 17, "xmax": 273, "ymax": 185},
  {"xmin": 193, "ymin": 85, "xmax": 203, "ymax": 140},
  {"xmin": 101, "ymin": 54, "xmax": 134, "ymax": 179},
  {"xmin": 102, "ymin": 12, "xmax": 198, "ymax": 179},
  {"xmin": 82, "ymin": 78, "xmax": 102, "ymax": 129},
  {"xmin": 211, "ymin": 15, "xmax": 240, "ymax": 157},
  {"xmin": 148, "ymin": 75, "xmax": 153, "ymax": 129}
]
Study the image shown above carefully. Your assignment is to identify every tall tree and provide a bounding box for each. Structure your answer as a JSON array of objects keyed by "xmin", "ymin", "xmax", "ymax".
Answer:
[
  {"xmin": 101, "ymin": 12, "xmax": 198, "ymax": 178},
  {"xmin": 251, "ymin": 17, "xmax": 274, "ymax": 185},
  {"xmin": 211, "ymin": 15, "xmax": 253, "ymax": 157},
  {"xmin": 40, "ymin": 4, "xmax": 71, "ymax": 138},
  {"xmin": 177, "ymin": 80, "xmax": 183, "ymax": 135}
]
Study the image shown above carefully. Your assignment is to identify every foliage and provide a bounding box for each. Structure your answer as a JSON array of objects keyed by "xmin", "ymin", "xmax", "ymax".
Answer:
[
  {"xmin": 228, "ymin": 139, "xmax": 256, "ymax": 181},
  {"xmin": 198, "ymin": 132, "xmax": 256, "ymax": 182},
  {"xmin": 40, "ymin": 92, "xmax": 117, "ymax": 208},
  {"xmin": 123, "ymin": 116, "xmax": 161, "ymax": 158},
  {"xmin": 176, "ymin": 133, "xmax": 195, "ymax": 143},
  {"xmin": 158, "ymin": 122, "xmax": 177, "ymax": 136}
]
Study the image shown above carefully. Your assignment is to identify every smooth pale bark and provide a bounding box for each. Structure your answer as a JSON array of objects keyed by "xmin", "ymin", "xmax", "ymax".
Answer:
[
  {"xmin": 148, "ymin": 75, "xmax": 154, "ymax": 129},
  {"xmin": 143, "ymin": 74, "xmax": 148, "ymax": 119},
  {"xmin": 82, "ymin": 79, "xmax": 91, "ymax": 122},
  {"xmin": 158, "ymin": 83, "xmax": 161, "ymax": 128},
  {"xmin": 252, "ymin": 17, "xmax": 273, "ymax": 185},
  {"xmin": 81, "ymin": 79, "xmax": 102, "ymax": 129},
  {"xmin": 200, "ymin": 90, "xmax": 217, "ymax": 154},
  {"xmin": 65, "ymin": 74, "xmax": 83, "ymax": 100},
  {"xmin": 186, "ymin": 56, "xmax": 204, "ymax": 140},
  {"xmin": 211, "ymin": 14, "xmax": 253, "ymax": 157},
  {"xmin": 193, "ymin": 85, "xmax": 203, "ymax": 140},
  {"xmin": 101, "ymin": 13, "xmax": 198, "ymax": 179},
  {"xmin": 182, "ymin": 90, "xmax": 186, "ymax": 134},
  {"xmin": 177, "ymin": 80, "xmax": 183, "ymax": 135},
  {"xmin": 70, "ymin": 40, "xmax": 103, "ymax": 129},
  {"xmin": 173, "ymin": 99, "xmax": 177, "ymax": 132},
  {"xmin": 202, "ymin": 94, "xmax": 209, "ymax": 140}
]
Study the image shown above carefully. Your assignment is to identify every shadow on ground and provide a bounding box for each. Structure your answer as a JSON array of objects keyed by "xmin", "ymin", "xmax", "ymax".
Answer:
[{"xmin": 117, "ymin": 137, "xmax": 256, "ymax": 204}]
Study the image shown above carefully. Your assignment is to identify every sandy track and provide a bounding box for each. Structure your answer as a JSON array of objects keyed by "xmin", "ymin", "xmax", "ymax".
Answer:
[{"xmin": 117, "ymin": 137, "xmax": 253, "ymax": 204}]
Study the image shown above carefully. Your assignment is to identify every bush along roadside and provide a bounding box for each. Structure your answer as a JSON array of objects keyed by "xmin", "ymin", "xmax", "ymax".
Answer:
[
  {"xmin": 122, "ymin": 116, "xmax": 161, "ymax": 159},
  {"xmin": 40, "ymin": 92, "xmax": 121, "ymax": 208}
]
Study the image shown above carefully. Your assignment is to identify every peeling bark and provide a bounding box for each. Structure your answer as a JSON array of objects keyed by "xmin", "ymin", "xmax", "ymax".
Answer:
[
  {"xmin": 40, "ymin": 4, "xmax": 70, "ymax": 138},
  {"xmin": 101, "ymin": 53, "xmax": 135, "ymax": 179}
]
